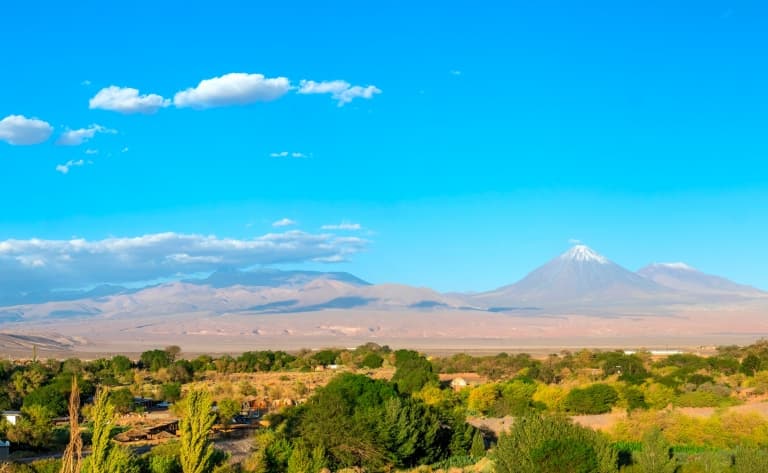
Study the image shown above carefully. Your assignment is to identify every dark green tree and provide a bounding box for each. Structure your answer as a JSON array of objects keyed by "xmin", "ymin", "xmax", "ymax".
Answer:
[
  {"xmin": 469, "ymin": 430, "xmax": 486, "ymax": 458},
  {"xmin": 494, "ymin": 415, "xmax": 617, "ymax": 473},
  {"xmin": 564, "ymin": 384, "xmax": 619, "ymax": 414},
  {"xmin": 391, "ymin": 352, "xmax": 437, "ymax": 395}
]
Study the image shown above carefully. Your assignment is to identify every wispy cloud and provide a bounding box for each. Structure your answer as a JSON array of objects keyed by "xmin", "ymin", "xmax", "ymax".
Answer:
[
  {"xmin": 56, "ymin": 124, "xmax": 117, "ymax": 146},
  {"xmin": 450, "ymin": 70, "xmax": 462, "ymax": 76},
  {"xmin": 321, "ymin": 222, "xmax": 362, "ymax": 231},
  {"xmin": 297, "ymin": 80, "xmax": 382, "ymax": 106},
  {"xmin": 84, "ymin": 149, "xmax": 98, "ymax": 155},
  {"xmin": 81, "ymin": 80, "xmax": 92, "ymax": 86},
  {"xmin": 174, "ymin": 73, "xmax": 291, "ymax": 109},
  {"xmin": 0, "ymin": 231, "xmax": 369, "ymax": 294},
  {"xmin": 0, "ymin": 115, "xmax": 53, "ymax": 145},
  {"xmin": 121, "ymin": 146, "xmax": 129, "ymax": 153},
  {"xmin": 89, "ymin": 86, "xmax": 170, "ymax": 114},
  {"xmin": 55, "ymin": 159, "xmax": 92, "ymax": 174},
  {"xmin": 272, "ymin": 218, "xmax": 297, "ymax": 227},
  {"xmin": 269, "ymin": 151, "xmax": 309, "ymax": 158}
]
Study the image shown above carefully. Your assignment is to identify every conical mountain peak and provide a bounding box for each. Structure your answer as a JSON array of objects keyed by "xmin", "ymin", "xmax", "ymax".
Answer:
[{"xmin": 560, "ymin": 245, "xmax": 609, "ymax": 264}]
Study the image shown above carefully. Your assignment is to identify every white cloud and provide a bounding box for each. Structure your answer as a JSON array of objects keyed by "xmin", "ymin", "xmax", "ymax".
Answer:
[
  {"xmin": 272, "ymin": 218, "xmax": 297, "ymax": 227},
  {"xmin": 84, "ymin": 149, "xmax": 98, "ymax": 155},
  {"xmin": 0, "ymin": 231, "xmax": 368, "ymax": 294},
  {"xmin": 56, "ymin": 124, "xmax": 117, "ymax": 146},
  {"xmin": 89, "ymin": 86, "xmax": 170, "ymax": 114},
  {"xmin": 81, "ymin": 80, "xmax": 92, "ymax": 86},
  {"xmin": 269, "ymin": 151, "xmax": 308, "ymax": 158},
  {"xmin": 121, "ymin": 146, "xmax": 129, "ymax": 153},
  {"xmin": 321, "ymin": 222, "xmax": 362, "ymax": 231},
  {"xmin": 0, "ymin": 115, "xmax": 53, "ymax": 145},
  {"xmin": 55, "ymin": 159, "xmax": 92, "ymax": 174},
  {"xmin": 174, "ymin": 73, "xmax": 292, "ymax": 109},
  {"xmin": 297, "ymin": 80, "xmax": 382, "ymax": 106}
]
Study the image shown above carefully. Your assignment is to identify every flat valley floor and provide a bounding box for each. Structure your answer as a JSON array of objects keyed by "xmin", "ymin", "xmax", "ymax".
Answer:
[{"xmin": 3, "ymin": 303, "xmax": 768, "ymax": 358}]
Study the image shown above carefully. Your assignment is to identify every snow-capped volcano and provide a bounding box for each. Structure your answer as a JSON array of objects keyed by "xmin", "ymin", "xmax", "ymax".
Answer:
[
  {"xmin": 472, "ymin": 245, "xmax": 668, "ymax": 308},
  {"xmin": 560, "ymin": 245, "xmax": 609, "ymax": 264}
]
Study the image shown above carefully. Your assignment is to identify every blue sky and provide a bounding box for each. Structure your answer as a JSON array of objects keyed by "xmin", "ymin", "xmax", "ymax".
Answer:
[{"xmin": 1, "ymin": 0, "xmax": 767, "ymax": 294}]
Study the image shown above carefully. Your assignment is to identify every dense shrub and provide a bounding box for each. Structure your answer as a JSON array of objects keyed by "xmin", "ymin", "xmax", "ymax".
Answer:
[
  {"xmin": 564, "ymin": 384, "xmax": 619, "ymax": 414},
  {"xmin": 494, "ymin": 415, "xmax": 617, "ymax": 473}
]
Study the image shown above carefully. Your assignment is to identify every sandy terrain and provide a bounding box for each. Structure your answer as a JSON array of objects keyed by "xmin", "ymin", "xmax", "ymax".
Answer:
[
  {"xmin": 469, "ymin": 401, "xmax": 768, "ymax": 436},
  {"xmin": 2, "ymin": 302, "xmax": 768, "ymax": 358}
]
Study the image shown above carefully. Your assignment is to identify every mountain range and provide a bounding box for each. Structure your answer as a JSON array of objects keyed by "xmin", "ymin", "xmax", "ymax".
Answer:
[
  {"xmin": 0, "ymin": 245, "xmax": 768, "ymax": 356},
  {"xmin": 1, "ymin": 245, "xmax": 764, "ymax": 320}
]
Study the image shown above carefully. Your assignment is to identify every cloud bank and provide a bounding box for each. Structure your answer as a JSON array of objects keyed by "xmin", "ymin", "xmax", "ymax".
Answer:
[
  {"xmin": 0, "ymin": 231, "xmax": 368, "ymax": 297},
  {"xmin": 89, "ymin": 74, "xmax": 381, "ymax": 113},
  {"xmin": 0, "ymin": 115, "xmax": 53, "ymax": 145}
]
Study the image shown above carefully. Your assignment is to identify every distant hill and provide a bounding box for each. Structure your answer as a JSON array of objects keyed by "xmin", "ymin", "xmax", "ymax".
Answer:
[
  {"xmin": 637, "ymin": 263, "xmax": 766, "ymax": 297},
  {"xmin": 185, "ymin": 268, "xmax": 371, "ymax": 288}
]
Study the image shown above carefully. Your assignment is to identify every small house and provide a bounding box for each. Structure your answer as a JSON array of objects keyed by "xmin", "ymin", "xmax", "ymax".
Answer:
[{"xmin": 1, "ymin": 411, "xmax": 22, "ymax": 426}]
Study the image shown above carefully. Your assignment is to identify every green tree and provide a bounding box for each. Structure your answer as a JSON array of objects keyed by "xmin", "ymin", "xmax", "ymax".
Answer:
[
  {"xmin": 23, "ymin": 384, "xmax": 67, "ymax": 416},
  {"xmin": 162, "ymin": 383, "xmax": 182, "ymax": 402},
  {"xmin": 105, "ymin": 445, "xmax": 140, "ymax": 473},
  {"xmin": 287, "ymin": 442, "xmax": 311, "ymax": 473},
  {"xmin": 632, "ymin": 428, "xmax": 676, "ymax": 473},
  {"xmin": 733, "ymin": 446, "xmax": 768, "ymax": 473},
  {"xmin": 148, "ymin": 441, "xmax": 182, "ymax": 473},
  {"xmin": 179, "ymin": 390, "xmax": 216, "ymax": 473},
  {"xmin": 140, "ymin": 350, "xmax": 173, "ymax": 372},
  {"xmin": 360, "ymin": 353, "xmax": 384, "ymax": 369},
  {"xmin": 741, "ymin": 354, "xmax": 761, "ymax": 376},
  {"xmin": 111, "ymin": 355, "xmax": 132, "ymax": 376},
  {"xmin": 564, "ymin": 384, "xmax": 619, "ymax": 414},
  {"xmin": 216, "ymin": 399, "xmax": 240, "ymax": 431},
  {"xmin": 469, "ymin": 430, "xmax": 486, "ymax": 458},
  {"xmin": 89, "ymin": 389, "xmax": 115, "ymax": 473},
  {"xmin": 391, "ymin": 352, "xmax": 437, "ymax": 394},
  {"xmin": 110, "ymin": 388, "xmax": 135, "ymax": 414},
  {"xmin": 494, "ymin": 414, "xmax": 617, "ymax": 473},
  {"xmin": 6, "ymin": 404, "xmax": 55, "ymax": 449}
]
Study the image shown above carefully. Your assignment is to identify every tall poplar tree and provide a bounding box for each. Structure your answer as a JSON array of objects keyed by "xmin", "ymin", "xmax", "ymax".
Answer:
[
  {"xmin": 179, "ymin": 390, "xmax": 216, "ymax": 473},
  {"xmin": 89, "ymin": 388, "xmax": 115, "ymax": 473}
]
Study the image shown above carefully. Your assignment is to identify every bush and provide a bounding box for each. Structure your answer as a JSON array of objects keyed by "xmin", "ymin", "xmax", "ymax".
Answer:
[
  {"xmin": 494, "ymin": 414, "xmax": 617, "ymax": 473},
  {"xmin": 360, "ymin": 353, "xmax": 383, "ymax": 369},
  {"xmin": 564, "ymin": 384, "xmax": 619, "ymax": 414}
]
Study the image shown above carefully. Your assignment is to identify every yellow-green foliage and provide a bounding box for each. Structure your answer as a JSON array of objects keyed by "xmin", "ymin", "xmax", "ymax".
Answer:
[
  {"xmin": 414, "ymin": 384, "xmax": 455, "ymax": 407},
  {"xmin": 642, "ymin": 383, "xmax": 675, "ymax": 409},
  {"xmin": 746, "ymin": 370, "xmax": 768, "ymax": 394},
  {"xmin": 467, "ymin": 384, "xmax": 499, "ymax": 415},
  {"xmin": 611, "ymin": 409, "xmax": 768, "ymax": 448},
  {"xmin": 532, "ymin": 383, "xmax": 568, "ymax": 411}
]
